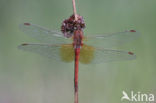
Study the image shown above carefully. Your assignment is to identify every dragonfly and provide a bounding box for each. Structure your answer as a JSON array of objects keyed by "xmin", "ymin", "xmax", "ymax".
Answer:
[
  {"xmin": 18, "ymin": 23, "xmax": 139, "ymax": 64},
  {"xmin": 18, "ymin": 19, "xmax": 140, "ymax": 103}
]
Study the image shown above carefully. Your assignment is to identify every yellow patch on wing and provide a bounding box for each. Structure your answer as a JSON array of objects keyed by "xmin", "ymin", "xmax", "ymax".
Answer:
[
  {"xmin": 80, "ymin": 45, "xmax": 95, "ymax": 64},
  {"xmin": 60, "ymin": 44, "xmax": 74, "ymax": 62},
  {"xmin": 82, "ymin": 36, "xmax": 88, "ymax": 42}
]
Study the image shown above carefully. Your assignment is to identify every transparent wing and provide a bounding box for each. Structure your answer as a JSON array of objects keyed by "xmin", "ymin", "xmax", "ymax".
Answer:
[
  {"xmin": 18, "ymin": 43, "xmax": 75, "ymax": 63},
  {"xmin": 92, "ymin": 48, "xmax": 136, "ymax": 63},
  {"xmin": 19, "ymin": 23, "xmax": 72, "ymax": 44},
  {"xmin": 84, "ymin": 30, "xmax": 140, "ymax": 48},
  {"xmin": 18, "ymin": 43, "xmax": 136, "ymax": 64},
  {"xmin": 79, "ymin": 45, "xmax": 136, "ymax": 64}
]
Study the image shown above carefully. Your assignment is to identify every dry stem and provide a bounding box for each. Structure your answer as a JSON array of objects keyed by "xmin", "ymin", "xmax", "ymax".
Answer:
[{"xmin": 72, "ymin": 0, "xmax": 78, "ymax": 21}]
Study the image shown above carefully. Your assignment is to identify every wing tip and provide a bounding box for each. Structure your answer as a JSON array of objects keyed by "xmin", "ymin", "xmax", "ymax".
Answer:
[
  {"xmin": 129, "ymin": 30, "xmax": 136, "ymax": 32},
  {"xmin": 127, "ymin": 29, "xmax": 141, "ymax": 37},
  {"xmin": 18, "ymin": 43, "xmax": 28, "ymax": 49},
  {"xmin": 128, "ymin": 51, "xmax": 134, "ymax": 55},
  {"xmin": 128, "ymin": 51, "xmax": 137, "ymax": 60},
  {"xmin": 23, "ymin": 23, "xmax": 31, "ymax": 26},
  {"xmin": 21, "ymin": 43, "xmax": 29, "ymax": 46},
  {"xmin": 19, "ymin": 22, "xmax": 31, "ymax": 28}
]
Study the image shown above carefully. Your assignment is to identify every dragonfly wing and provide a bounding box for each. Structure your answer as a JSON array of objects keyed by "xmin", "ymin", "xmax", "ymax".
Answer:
[
  {"xmin": 18, "ymin": 43, "xmax": 135, "ymax": 64},
  {"xmin": 84, "ymin": 30, "xmax": 140, "ymax": 48},
  {"xmin": 92, "ymin": 48, "xmax": 136, "ymax": 63},
  {"xmin": 19, "ymin": 23, "xmax": 72, "ymax": 44},
  {"xmin": 79, "ymin": 45, "xmax": 136, "ymax": 64},
  {"xmin": 18, "ymin": 43, "xmax": 74, "ymax": 63}
]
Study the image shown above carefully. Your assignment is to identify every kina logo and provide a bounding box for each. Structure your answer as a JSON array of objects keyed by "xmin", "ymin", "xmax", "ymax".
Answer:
[{"xmin": 121, "ymin": 91, "xmax": 154, "ymax": 102}]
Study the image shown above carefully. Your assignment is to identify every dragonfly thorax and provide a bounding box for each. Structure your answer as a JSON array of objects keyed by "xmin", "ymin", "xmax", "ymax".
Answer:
[{"xmin": 73, "ymin": 30, "xmax": 83, "ymax": 49}]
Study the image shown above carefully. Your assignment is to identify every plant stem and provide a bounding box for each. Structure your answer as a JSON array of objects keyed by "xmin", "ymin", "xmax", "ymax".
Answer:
[
  {"xmin": 72, "ymin": 1, "xmax": 79, "ymax": 103},
  {"xmin": 72, "ymin": 0, "xmax": 78, "ymax": 20}
]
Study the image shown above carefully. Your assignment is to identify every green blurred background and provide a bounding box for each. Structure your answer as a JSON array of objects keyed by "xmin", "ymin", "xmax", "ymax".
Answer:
[{"xmin": 0, "ymin": 0, "xmax": 156, "ymax": 103}]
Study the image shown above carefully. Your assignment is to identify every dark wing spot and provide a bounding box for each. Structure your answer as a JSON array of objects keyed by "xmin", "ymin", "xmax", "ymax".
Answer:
[
  {"xmin": 128, "ymin": 52, "xmax": 134, "ymax": 55},
  {"xmin": 24, "ymin": 23, "xmax": 31, "ymax": 26},
  {"xmin": 130, "ymin": 30, "xmax": 136, "ymax": 32},
  {"xmin": 21, "ymin": 43, "xmax": 28, "ymax": 46}
]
